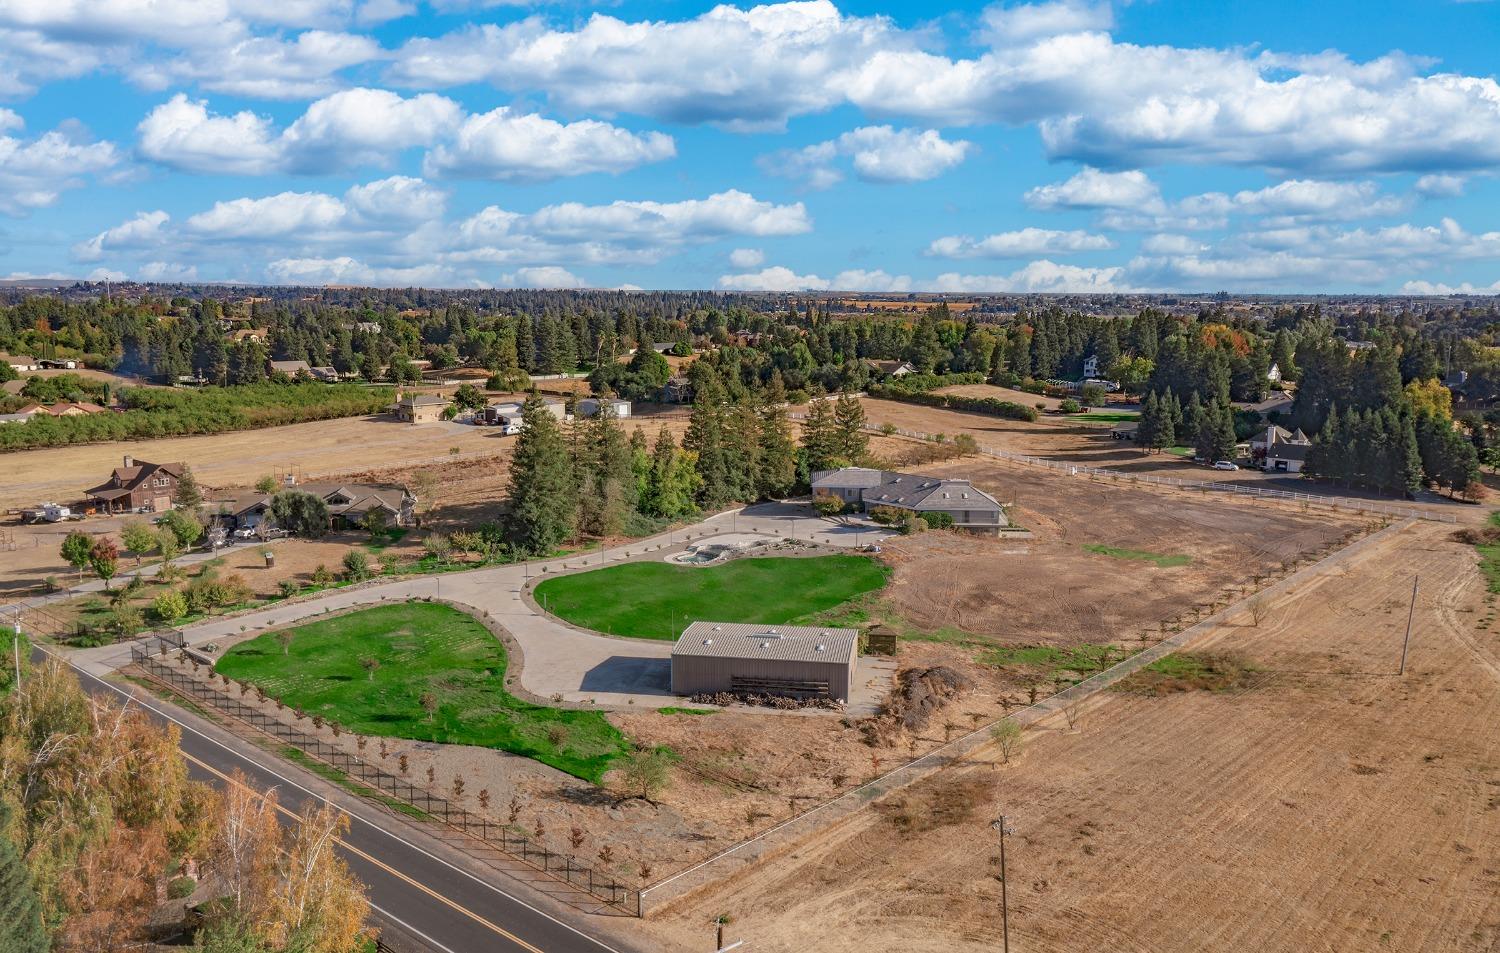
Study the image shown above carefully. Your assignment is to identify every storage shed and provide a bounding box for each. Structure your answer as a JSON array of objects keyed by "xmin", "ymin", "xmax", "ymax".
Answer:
[{"xmin": 670, "ymin": 622, "xmax": 859, "ymax": 702}]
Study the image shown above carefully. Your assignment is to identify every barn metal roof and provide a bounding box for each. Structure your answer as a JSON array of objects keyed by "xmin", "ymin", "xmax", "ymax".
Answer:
[{"xmin": 672, "ymin": 622, "xmax": 858, "ymax": 664}]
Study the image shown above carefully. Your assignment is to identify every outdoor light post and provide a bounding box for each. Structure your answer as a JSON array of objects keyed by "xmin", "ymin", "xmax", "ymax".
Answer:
[
  {"xmin": 1399, "ymin": 574, "xmax": 1419, "ymax": 676},
  {"xmin": 994, "ymin": 815, "xmax": 1016, "ymax": 953},
  {"xmin": 12, "ymin": 615, "xmax": 21, "ymax": 689}
]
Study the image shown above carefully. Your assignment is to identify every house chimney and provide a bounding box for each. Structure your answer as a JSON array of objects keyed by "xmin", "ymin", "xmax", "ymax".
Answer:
[{"xmin": 122, "ymin": 454, "xmax": 134, "ymax": 468}]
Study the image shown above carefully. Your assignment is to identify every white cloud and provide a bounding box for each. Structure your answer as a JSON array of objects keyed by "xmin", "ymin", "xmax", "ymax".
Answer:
[
  {"xmin": 265, "ymin": 255, "xmax": 458, "ymax": 287},
  {"xmin": 0, "ymin": 28, "xmax": 105, "ymax": 97},
  {"xmin": 1140, "ymin": 234, "xmax": 1206, "ymax": 255},
  {"xmin": 717, "ymin": 266, "xmax": 829, "ymax": 292},
  {"xmin": 128, "ymin": 30, "xmax": 380, "ymax": 100},
  {"xmin": 423, "ymin": 107, "xmax": 675, "ymax": 181},
  {"xmin": 185, "ymin": 190, "xmax": 348, "ymax": 238},
  {"xmin": 503, "ymin": 265, "xmax": 586, "ymax": 289},
  {"xmin": 138, "ymin": 90, "xmax": 666, "ymax": 182},
  {"xmin": 138, "ymin": 260, "xmax": 198, "ymax": 281},
  {"xmin": 0, "ymin": 107, "xmax": 21, "ymax": 132},
  {"xmin": 389, "ymin": 0, "xmax": 911, "ymax": 130},
  {"xmin": 1415, "ymin": 174, "xmax": 1466, "ymax": 198},
  {"xmin": 73, "ymin": 209, "xmax": 169, "ymax": 260},
  {"xmin": 353, "ymin": 0, "xmax": 412, "ymax": 25},
  {"xmin": 728, "ymin": 248, "xmax": 764, "ymax": 269},
  {"xmin": 0, "ymin": 123, "xmax": 119, "ymax": 216},
  {"xmin": 77, "ymin": 181, "xmax": 810, "ymax": 284},
  {"xmin": 762, "ymin": 125, "xmax": 972, "ymax": 189},
  {"xmin": 927, "ymin": 227, "xmax": 1113, "ymax": 258},
  {"xmin": 979, "ymin": 0, "xmax": 1111, "ymax": 47},
  {"xmin": 1178, "ymin": 179, "xmax": 1409, "ymax": 224},
  {"xmin": 930, "ymin": 260, "xmax": 1131, "ymax": 293},
  {"xmin": 1400, "ymin": 278, "xmax": 1500, "ymax": 295},
  {"xmin": 1025, "ymin": 167, "xmax": 1163, "ymax": 212},
  {"xmin": 830, "ymin": 268, "xmax": 911, "ymax": 291},
  {"xmin": 136, "ymin": 94, "xmax": 282, "ymax": 175}
]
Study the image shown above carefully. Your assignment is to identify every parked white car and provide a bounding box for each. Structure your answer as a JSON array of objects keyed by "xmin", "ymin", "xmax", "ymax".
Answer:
[
  {"xmin": 233, "ymin": 527, "xmax": 258, "ymax": 539},
  {"xmin": 1213, "ymin": 460, "xmax": 1239, "ymax": 471}
]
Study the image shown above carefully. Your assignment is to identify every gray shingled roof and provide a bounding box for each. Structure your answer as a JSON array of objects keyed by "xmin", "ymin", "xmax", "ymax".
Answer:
[
  {"xmin": 673, "ymin": 622, "xmax": 858, "ymax": 664},
  {"xmin": 811, "ymin": 467, "xmax": 891, "ymax": 489},
  {"xmin": 862, "ymin": 474, "xmax": 1000, "ymax": 512}
]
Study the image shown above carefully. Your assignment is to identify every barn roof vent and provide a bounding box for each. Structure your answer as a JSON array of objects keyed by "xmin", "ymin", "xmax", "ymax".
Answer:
[
  {"xmin": 702, "ymin": 639, "xmax": 713, "ymax": 646},
  {"xmin": 816, "ymin": 644, "xmax": 827, "ymax": 652},
  {"xmin": 712, "ymin": 625, "xmax": 723, "ymax": 631}
]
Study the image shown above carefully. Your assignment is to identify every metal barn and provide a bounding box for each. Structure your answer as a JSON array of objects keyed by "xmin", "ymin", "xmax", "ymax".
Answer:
[{"xmin": 670, "ymin": 622, "xmax": 859, "ymax": 702}]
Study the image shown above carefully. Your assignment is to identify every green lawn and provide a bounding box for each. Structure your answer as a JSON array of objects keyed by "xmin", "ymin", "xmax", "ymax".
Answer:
[
  {"xmin": 1164, "ymin": 445, "xmax": 1194, "ymax": 457},
  {"xmin": 215, "ymin": 602, "xmax": 630, "ymax": 783},
  {"xmin": 1083, "ymin": 544, "xmax": 1192, "ymax": 568},
  {"xmin": 1072, "ymin": 411, "xmax": 1141, "ymax": 423},
  {"xmin": 533, "ymin": 555, "xmax": 891, "ymax": 639}
]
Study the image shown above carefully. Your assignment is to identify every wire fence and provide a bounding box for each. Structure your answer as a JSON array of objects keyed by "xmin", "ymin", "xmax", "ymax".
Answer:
[
  {"xmin": 825, "ymin": 416, "xmax": 1457, "ymax": 523},
  {"xmin": 128, "ymin": 647, "xmax": 642, "ymax": 916}
]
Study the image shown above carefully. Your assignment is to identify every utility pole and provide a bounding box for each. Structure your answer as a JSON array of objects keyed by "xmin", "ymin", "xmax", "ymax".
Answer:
[
  {"xmin": 1399, "ymin": 575, "xmax": 1418, "ymax": 676},
  {"xmin": 993, "ymin": 816, "xmax": 1016, "ymax": 953},
  {"xmin": 12, "ymin": 614, "xmax": 22, "ymax": 689}
]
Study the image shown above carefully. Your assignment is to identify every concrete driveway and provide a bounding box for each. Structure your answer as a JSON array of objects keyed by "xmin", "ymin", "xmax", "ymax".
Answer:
[{"xmin": 71, "ymin": 504, "xmax": 897, "ymax": 709}]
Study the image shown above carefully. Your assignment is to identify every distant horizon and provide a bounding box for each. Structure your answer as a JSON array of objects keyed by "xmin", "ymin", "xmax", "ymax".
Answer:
[{"xmin": 2, "ymin": 2, "xmax": 1498, "ymax": 295}]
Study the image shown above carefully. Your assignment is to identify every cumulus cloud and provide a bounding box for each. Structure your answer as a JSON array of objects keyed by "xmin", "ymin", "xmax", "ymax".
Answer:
[
  {"xmin": 423, "ymin": 107, "xmax": 675, "ymax": 181},
  {"xmin": 1400, "ymin": 278, "xmax": 1500, "ymax": 295},
  {"xmin": 0, "ymin": 123, "xmax": 120, "ymax": 216},
  {"xmin": 389, "ymin": 0, "xmax": 912, "ymax": 130},
  {"xmin": 1024, "ymin": 167, "xmax": 1163, "ymax": 212},
  {"xmin": 138, "ymin": 90, "xmax": 669, "ymax": 181},
  {"xmin": 762, "ymin": 125, "xmax": 971, "ymax": 189},
  {"xmin": 1415, "ymin": 174, "xmax": 1466, "ymax": 198},
  {"xmin": 502, "ymin": 265, "xmax": 586, "ymax": 289},
  {"xmin": 127, "ymin": 30, "xmax": 381, "ymax": 100},
  {"xmin": 926, "ymin": 227, "xmax": 1113, "ymax": 258},
  {"xmin": 717, "ymin": 266, "xmax": 830, "ymax": 292},
  {"xmin": 930, "ymin": 260, "xmax": 1132, "ymax": 293},
  {"xmin": 77, "ymin": 181, "xmax": 811, "ymax": 284},
  {"xmin": 728, "ymin": 248, "xmax": 765, "ymax": 269},
  {"xmin": 1177, "ymin": 179, "xmax": 1409, "ymax": 224},
  {"xmin": 979, "ymin": 0, "xmax": 1112, "ymax": 47}
]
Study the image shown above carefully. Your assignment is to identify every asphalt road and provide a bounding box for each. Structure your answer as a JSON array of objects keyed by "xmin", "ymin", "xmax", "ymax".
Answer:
[{"xmin": 35, "ymin": 645, "xmax": 633, "ymax": 953}]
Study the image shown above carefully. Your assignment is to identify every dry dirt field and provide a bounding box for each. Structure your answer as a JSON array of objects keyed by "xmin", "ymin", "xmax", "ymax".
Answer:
[
  {"xmin": 859, "ymin": 396, "xmax": 1483, "ymax": 521},
  {"xmin": 874, "ymin": 454, "xmax": 1361, "ymax": 645},
  {"xmin": 642, "ymin": 520, "xmax": 1500, "ymax": 953}
]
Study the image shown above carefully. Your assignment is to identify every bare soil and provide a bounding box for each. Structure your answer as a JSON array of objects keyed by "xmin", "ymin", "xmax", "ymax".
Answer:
[
  {"xmin": 641, "ymin": 521, "xmax": 1500, "ymax": 953},
  {"xmin": 874, "ymin": 454, "xmax": 1361, "ymax": 646}
]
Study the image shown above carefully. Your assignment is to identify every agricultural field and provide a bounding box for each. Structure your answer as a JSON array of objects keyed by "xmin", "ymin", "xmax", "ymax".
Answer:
[
  {"xmin": 532, "ymin": 554, "xmax": 890, "ymax": 639},
  {"xmin": 643, "ymin": 520, "xmax": 1500, "ymax": 953}
]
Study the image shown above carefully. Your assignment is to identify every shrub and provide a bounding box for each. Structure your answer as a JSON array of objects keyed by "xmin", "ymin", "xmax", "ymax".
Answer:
[
  {"xmin": 923, "ymin": 511, "xmax": 955, "ymax": 530},
  {"xmin": 811, "ymin": 493, "xmax": 845, "ymax": 517},
  {"xmin": 152, "ymin": 589, "xmax": 188, "ymax": 622},
  {"xmin": 342, "ymin": 550, "xmax": 372, "ymax": 582},
  {"xmin": 869, "ymin": 505, "xmax": 904, "ymax": 526},
  {"xmin": 898, "ymin": 514, "xmax": 927, "ymax": 536},
  {"xmin": 1059, "ymin": 398, "xmax": 1082, "ymax": 414},
  {"xmin": 953, "ymin": 433, "xmax": 979, "ymax": 455},
  {"xmin": 1080, "ymin": 383, "xmax": 1107, "ymax": 407},
  {"xmin": 310, "ymin": 564, "xmax": 335, "ymax": 587},
  {"xmin": 167, "ymin": 876, "xmax": 196, "ymax": 900},
  {"xmin": 184, "ymin": 572, "xmax": 252, "ymax": 613},
  {"xmin": 422, "ymin": 533, "xmax": 453, "ymax": 561}
]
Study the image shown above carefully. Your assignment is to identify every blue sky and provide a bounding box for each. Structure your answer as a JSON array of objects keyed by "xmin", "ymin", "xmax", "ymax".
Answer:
[{"xmin": 1, "ymin": 0, "xmax": 1498, "ymax": 293}]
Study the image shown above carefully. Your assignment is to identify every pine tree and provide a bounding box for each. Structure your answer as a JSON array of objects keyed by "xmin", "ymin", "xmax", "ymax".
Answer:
[
  {"xmin": 684, "ymin": 375, "xmax": 735, "ymax": 509},
  {"xmin": 832, "ymin": 391, "xmax": 869, "ymax": 463},
  {"xmin": 175, "ymin": 465, "xmax": 203, "ymax": 509},
  {"xmin": 0, "ymin": 805, "xmax": 47, "ymax": 953},
  {"xmin": 506, "ymin": 394, "xmax": 577, "ymax": 553},
  {"xmin": 755, "ymin": 376, "xmax": 797, "ymax": 499},
  {"xmin": 801, "ymin": 397, "xmax": 839, "ymax": 472}
]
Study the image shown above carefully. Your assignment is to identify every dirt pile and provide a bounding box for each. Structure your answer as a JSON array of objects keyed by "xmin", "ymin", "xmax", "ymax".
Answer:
[{"xmin": 863, "ymin": 666, "xmax": 972, "ymax": 744}]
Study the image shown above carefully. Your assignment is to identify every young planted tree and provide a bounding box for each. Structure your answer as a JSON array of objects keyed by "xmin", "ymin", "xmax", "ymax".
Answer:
[
  {"xmin": 255, "ymin": 474, "xmax": 279, "ymax": 494},
  {"xmin": 617, "ymin": 747, "xmax": 673, "ymax": 804},
  {"xmin": 120, "ymin": 520, "xmax": 157, "ymax": 567},
  {"xmin": 990, "ymin": 720, "xmax": 1023, "ymax": 763},
  {"xmin": 61, "ymin": 530, "xmax": 94, "ymax": 582},
  {"xmin": 89, "ymin": 536, "xmax": 119, "ymax": 590}
]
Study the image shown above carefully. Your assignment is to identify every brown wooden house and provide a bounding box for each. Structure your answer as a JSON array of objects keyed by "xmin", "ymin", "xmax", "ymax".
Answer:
[{"xmin": 85, "ymin": 455, "xmax": 185, "ymax": 514}]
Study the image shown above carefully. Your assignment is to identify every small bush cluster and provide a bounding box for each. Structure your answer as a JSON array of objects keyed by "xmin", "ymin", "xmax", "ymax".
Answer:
[
  {"xmin": 184, "ymin": 572, "xmax": 252, "ymax": 613},
  {"xmin": 689, "ymin": 691, "xmax": 840, "ymax": 710}
]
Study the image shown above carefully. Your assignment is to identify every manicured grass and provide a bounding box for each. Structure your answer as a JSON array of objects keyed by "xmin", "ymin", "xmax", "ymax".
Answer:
[
  {"xmin": 1164, "ymin": 445, "xmax": 1194, "ymax": 457},
  {"xmin": 1072, "ymin": 411, "xmax": 1141, "ymax": 423},
  {"xmin": 216, "ymin": 602, "xmax": 630, "ymax": 783},
  {"xmin": 533, "ymin": 555, "xmax": 891, "ymax": 639},
  {"xmin": 1083, "ymin": 544, "xmax": 1192, "ymax": 568}
]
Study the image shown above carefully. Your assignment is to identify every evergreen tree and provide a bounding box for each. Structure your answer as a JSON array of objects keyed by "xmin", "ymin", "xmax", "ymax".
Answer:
[
  {"xmin": 506, "ymin": 394, "xmax": 577, "ymax": 553},
  {"xmin": 800, "ymin": 397, "xmax": 839, "ymax": 472},
  {"xmin": 756, "ymin": 390, "xmax": 797, "ymax": 499},
  {"xmin": 1271, "ymin": 329, "xmax": 1297, "ymax": 381},
  {"xmin": 684, "ymin": 374, "xmax": 736, "ymax": 509},
  {"xmin": 832, "ymin": 391, "xmax": 868, "ymax": 463},
  {"xmin": 174, "ymin": 465, "xmax": 203, "ymax": 509},
  {"xmin": 0, "ymin": 804, "xmax": 47, "ymax": 953}
]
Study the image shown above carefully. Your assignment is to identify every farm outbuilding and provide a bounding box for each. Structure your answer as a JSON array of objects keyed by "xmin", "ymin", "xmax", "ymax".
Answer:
[{"xmin": 670, "ymin": 621, "xmax": 859, "ymax": 702}]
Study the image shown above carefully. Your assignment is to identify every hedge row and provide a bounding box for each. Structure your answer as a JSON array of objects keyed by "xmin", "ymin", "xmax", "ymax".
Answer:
[
  {"xmin": 0, "ymin": 383, "xmax": 394, "ymax": 451},
  {"xmin": 867, "ymin": 385, "xmax": 1038, "ymax": 423}
]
